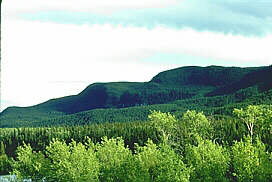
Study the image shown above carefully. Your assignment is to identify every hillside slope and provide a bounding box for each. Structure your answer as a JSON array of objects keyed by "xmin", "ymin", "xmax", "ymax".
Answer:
[
  {"xmin": 0, "ymin": 65, "xmax": 269, "ymax": 127},
  {"xmin": 207, "ymin": 66, "xmax": 272, "ymax": 96},
  {"xmin": 151, "ymin": 65, "xmax": 259, "ymax": 86}
]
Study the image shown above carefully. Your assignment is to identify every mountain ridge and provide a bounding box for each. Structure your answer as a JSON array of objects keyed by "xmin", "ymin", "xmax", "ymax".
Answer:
[{"xmin": 1, "ymin": 65, "xmax": 271, "ymax": 127}]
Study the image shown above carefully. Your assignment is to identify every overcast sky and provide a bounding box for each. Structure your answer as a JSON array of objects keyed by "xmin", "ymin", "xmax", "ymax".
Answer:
[{"xmin": 1, "ymin": 0, "xmax": 272, "ymax": 111}]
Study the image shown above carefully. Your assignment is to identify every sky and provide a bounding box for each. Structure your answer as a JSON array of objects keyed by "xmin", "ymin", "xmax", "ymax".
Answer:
[{"xmin": 1, "ymin": 0, "xmax": 272, "ymax": 111}]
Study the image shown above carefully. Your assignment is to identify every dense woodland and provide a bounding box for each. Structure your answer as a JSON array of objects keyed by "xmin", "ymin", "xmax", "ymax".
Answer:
[
  {"xmin": 0, "ymin": 105, "xmax": 271, "ymax": 181},
  {"xmin": 1, "ymin": 85, "xmax": 272, "ymax": 128},
  {"xmin": 0, "ymin": 65, "xmax": 272, "ymax": 181}
]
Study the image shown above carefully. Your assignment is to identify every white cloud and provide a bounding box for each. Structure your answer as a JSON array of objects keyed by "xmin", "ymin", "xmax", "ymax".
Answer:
[
  {"xmin": 1, "ymin": 19, "xmax": 271, "ymax": 111},
  {"xmin": 3, "ymin": 0, "xmax": 180, "ymax": 16}
]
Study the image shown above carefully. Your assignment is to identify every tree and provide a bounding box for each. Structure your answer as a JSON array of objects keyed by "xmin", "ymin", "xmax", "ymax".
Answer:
[
  {"xmin": 232, "ymin": 136, "xmax": 272, "ymax": 182},
  {"xmin": 185, "ymin": 136, "xmax": 230, "ymax": 182},
  {"xmin": 12, "ymin": 139, "xmax": 100, "ymax": 182},
  {"xmin": 148, "ymin": 110, "xmax": 213, "ymax": 154},
  {"xmin": 136, "ymin": 139, "xmax": 191, "ymax": 182},
  {"xmin": 0, "ymin": 141, "xmax": 5, "ymax": 155},
  {"xmin": 0, "ymin": 141, "xmax": 11, "ymax": 175},
  {"xmin": 12, "ymin": 143, "xmax": 48, "ymax": 182},
  {"xmin": 149, "ymin": 111, "xmax": 177, "ymax": 142},
  {"xmin": 0, "ymin": 154, "xmax": 11, "ymax": 175},
  {"xmin": 180, "ymin": 110, "xmax": 213, "ymax": 140},
  {"xmin": 175, "ymin": 110, "xmax": 213, "ymax": 154},
  {"xmin": 46, "ymin": 139, "xmax": 99, "ymax": 182},
  {"xmin": 95, "ymin": 137, "xmax": 132, "ymax": 182},
  {"xmin": 233, "ymin": 105, "xmax": 265, "ymax": 138}
]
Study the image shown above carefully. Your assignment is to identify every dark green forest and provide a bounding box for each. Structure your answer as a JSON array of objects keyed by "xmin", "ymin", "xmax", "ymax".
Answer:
[
  {"xmin": 0, "ymin": 65, "xmax": 272, "ymax": 181},
  {"xmin": 1, "ymin": 65, "xmax": 272, "ymax": 127}
]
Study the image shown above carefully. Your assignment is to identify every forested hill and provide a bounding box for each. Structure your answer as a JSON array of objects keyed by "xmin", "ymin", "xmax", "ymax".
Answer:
[
  {"xmin": 151, "ymin": 65, "xmax": 260, "ymax": 86},
  {"xmin": 1, "ymin": 65, "xmax": 271, "ymax": 127},
  {"xmin": 207, "ymin": 65, "xmax": 272, "ymax": 96}
]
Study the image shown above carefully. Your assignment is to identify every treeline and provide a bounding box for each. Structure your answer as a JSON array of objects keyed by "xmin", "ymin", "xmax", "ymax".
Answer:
[
  {"xmin": 0, "ymin": 84, "xmax": 207, "ymax": 127},
  {"xmin": 1, "ymin": 84, "xmax": 272, "ymax": 128},
  {"xmin": 0, "ymin": 122, "xmax": 161, "ymax": 159},
  {"xmin": 1, "ymin": 86, "xmax": 270, "ymax": 128},
  {"xmin": 0, "ymin": 105, "xmax": 272, "ymax": 176},
  {"xmin": 40, "ymin": 88, "xmax": 272, "ymax": 127},
  {"xmin": 0, "ymin": 105, "xmax": 271, "ymax": 181}
]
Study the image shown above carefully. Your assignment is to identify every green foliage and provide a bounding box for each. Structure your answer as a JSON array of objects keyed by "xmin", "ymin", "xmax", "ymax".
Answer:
[
  {"xmin": 151, "ymin": 143, "xmax": 190, "ymax": 182},
  {"xmin": 2, "ymin": 104, "xmax": 272, "ymax": 182},
  {"xmin": 231, "ymin": 136, "xmax": 272, "ymax": 182},
  {"xmin": 171, "ymin": 110, "xmax": 213, "ymax": 154},
  {"xmin": 180, "ymin": 110, "xmax": 213, "ymax": 139},
  {"xmin": 0, "ymin": 141, "xmax": 5, "ymax": 155},
  {"xmin": 12, "ymin": 139, "xmax": 100, "ymax": 182},
  {"xmin": 0, "ymin": 154, "xmax": 11, "ymax": 175},
  {"xmin": 135, "ymin": 139, "xmax": 191, "ymax": 182},
  {"xmin": 46, "ymin": 139, "xmax": 99, "ymax": 182},
  {"xmin": 149, "ymin": 110, "xmax": 213, "ymax": 148},
  {"xmin": 185, "ymin": 137, "xmax": 230, "ymax": 182},
  {"xmin": 233, "ymin": 105, "xmax": 272, "ymax": 149},
  {"xmin": 149, "ymin": 111, "xmax": 178, "ymax": 141},
  {"xmin": 11, "ymin": 137, "xmax": 190, "ymax": 182},
  {"xmin": 95, "ymin": 137, "xmax": 132, "ymax": 182},
  {"xmin": 12, "ymin": 143, "xmax": 48, "ymax": 182},
  {"xmin": 0, "ymin": 121, "xmax": 160, "ymax": 158},
  {"xmin": 233, "ymin": 105, "xmax": 264, "ymax": 137},
  {"xmin": 117, "ymin": 152, "xmax": 150, "ymax": 182}
]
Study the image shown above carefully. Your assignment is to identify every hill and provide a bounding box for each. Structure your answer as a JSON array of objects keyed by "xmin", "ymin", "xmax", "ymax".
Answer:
[
  {"xmin": 0, "ymin": 65, "xmax": 271, "ymax": 127},
  {"xmin": 207, "ymin": 65, "xmax": 272, "ymax": 96},
  {"xmin": 151, "ymin": 65, "xmax": 259, "ymax": 86}
]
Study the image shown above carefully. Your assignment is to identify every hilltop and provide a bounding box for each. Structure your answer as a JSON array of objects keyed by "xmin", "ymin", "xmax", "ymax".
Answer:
[{"xmin": 1, "ymin": 65, "xmax": 271, "ymax": 127}]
